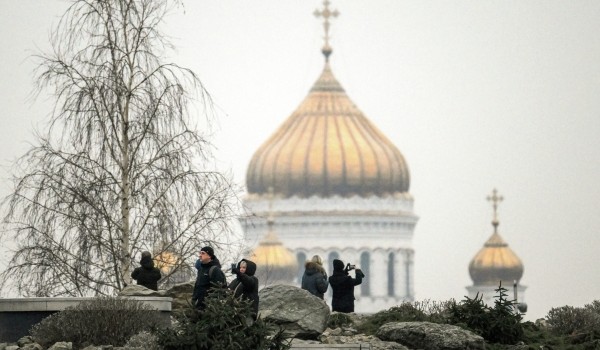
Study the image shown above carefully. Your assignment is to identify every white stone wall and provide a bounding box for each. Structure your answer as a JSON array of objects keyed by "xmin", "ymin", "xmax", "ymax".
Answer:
[{"xmin": 241, "ymin": 195, "xmax": 418, "ymax": 312}]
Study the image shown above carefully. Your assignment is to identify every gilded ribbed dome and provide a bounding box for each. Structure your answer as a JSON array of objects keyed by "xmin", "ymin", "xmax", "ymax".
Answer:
[
  {"xmin": 249, "ymin": 221, "xmax": 298, "ymax": 283},
  {"xmin": 469, "ymin": 231, "xmax": 524, "ymax": 286},
  {"xmin": 246, "ymin": 62, "xmax": 410, "ymax": 198}
]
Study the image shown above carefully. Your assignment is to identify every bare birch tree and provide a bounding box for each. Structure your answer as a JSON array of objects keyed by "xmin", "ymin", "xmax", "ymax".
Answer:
[{"xmin": 0, "ymin": 0, "xmax": 240, "ymax": 296}]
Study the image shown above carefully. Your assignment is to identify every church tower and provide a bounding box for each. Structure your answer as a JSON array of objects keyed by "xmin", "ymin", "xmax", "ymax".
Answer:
[
  {"xmin": 241, "ymin": 0, "xmax": 418, "ymax": 312},
  {"xmin": 467, "ymin": 189, "xmax": 527, "ymax": 308}
]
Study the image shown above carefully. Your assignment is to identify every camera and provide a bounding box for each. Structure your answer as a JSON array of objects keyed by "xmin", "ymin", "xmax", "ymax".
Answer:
[
  {"xmin": 231, "ymin": 263, "xmax": 237, "ymax": 271},
  {"xmin": 344, "ymin": 263, "xmax": 356, "ymax": 272}
]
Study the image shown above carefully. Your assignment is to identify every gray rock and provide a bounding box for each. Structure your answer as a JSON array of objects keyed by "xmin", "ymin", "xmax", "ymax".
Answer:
[
  {"xmin": 17, "ymin": 336, "xmax": 34, "ymax": 347},
  {"xmin": 48, "ymin": 342, "xmax": 73, "ymax": 350},
  {"xmin": 320, "ymin": 330, "xmax": 408, "ymax": 350},
  {"xmin": 377, "ymin": 321, "xmax": 485, "ymax": 350},
  {"xmin": 0, "ymin": 343, "xmax": 7, "ymax": 350},
  {"xmin": 21, "ymin": 344, "xmax": 43, "ymax": 350},
  {"xmin": 162, "ymin": 281, "xmax": 195, "ymax": 312},
  {"xmin": 5, "ymin": 346, "xmax": 19, "ymax": 350},
  {"xmin": 259, "ymin": 284, "xmax": 330, "ymax": 339},
  {"xmin": 117, "ymin": 285, "xmax": 165, "ymax": 297}
]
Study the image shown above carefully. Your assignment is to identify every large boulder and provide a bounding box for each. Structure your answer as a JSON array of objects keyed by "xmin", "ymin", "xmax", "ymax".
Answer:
[
  {"xmin": 117, "ymin": 281, "xmax": 195, "ymax": 313},
  {"xmin": 258, "ymin": 284, "xmax": 330, "ymax": 339},
  {"xmin": 118, "ymin": 285, "xmax": 164, "ymax": 297},
  {"xmin": 376, "ymin": 321, "xmax": 485, "ymax": 350},
  {"xmin": 161, "ymin": 281, "xmax": 195, "ymax": 312}
]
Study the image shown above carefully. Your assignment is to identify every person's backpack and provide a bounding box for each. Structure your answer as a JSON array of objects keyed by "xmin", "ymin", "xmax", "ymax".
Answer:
[{"xmin": 208, "ymin": 265, "xmax": 227, "ymax": 286}]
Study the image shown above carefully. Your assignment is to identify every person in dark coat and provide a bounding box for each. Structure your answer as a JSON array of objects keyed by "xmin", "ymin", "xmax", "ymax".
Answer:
[
  {"xmin": 192, "ymin": 246, "xmax": 226, "ymax": 310},
  {"xmin": 131, "ymin": 251, "xmax": 162, "ymax": 291},
  {"xmin": 328, "ymin": 259, "xmax": 364, "ymax": 313},
  {"xmin": 301, "ymin": 255, "xmax": 328, "ymax": 299},
  {"xmin": 228, "ymin": 259, "xmax": 259, "ymax": 319}
]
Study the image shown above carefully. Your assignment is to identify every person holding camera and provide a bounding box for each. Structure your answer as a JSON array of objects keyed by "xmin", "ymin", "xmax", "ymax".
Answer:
[
  {"xmin": 328, "ymin": 259, "xmax": 365, "ymax": 313},
  {"xmin": 228, "ymin": 259, "xmax": 259, "ymax": 320},
  {"xmin": 301, "ymin": 255, "xmax": 328, "ymax": 299}
]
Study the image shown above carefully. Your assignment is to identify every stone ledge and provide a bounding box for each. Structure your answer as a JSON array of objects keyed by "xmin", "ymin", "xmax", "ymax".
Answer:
[
  {"xmin": 0, "ymin": 297, "xmax": 172, "ymax": 312},
  {"xmin": 0, "ymin": 297, "xmax": 172, "ymax": 343}
]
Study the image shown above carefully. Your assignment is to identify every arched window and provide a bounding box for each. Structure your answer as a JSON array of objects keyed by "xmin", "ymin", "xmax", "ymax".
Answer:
[
  {"xmin": 388, "ymin": 252, "xmax": 395, "ymax": 296},
  {"xmin": 296, "ymin": 252, "xmax": 306, "ymax": 285},
  {"xmin": 360, "ymin": 252, "xmax": 370, "ymax": 296},
  {"xmin": 328, "ymin": 251, "xmax": 339, "ymax": 276}
]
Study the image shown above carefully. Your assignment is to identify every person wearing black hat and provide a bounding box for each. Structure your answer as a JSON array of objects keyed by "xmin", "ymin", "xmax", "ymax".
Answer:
[
  {"xmin": 131, "ymin": 251, "xmax": 162, "ymax": 291},
  {"xmin": 192, "ymin": 246, "xmax": 226, "ymax": 310},
  {"xmin": 328, "ymin": 259, "xmax": 364, "ymax": 313}
]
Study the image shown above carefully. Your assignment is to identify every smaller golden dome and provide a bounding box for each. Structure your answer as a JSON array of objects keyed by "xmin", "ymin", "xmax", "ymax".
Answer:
[
  {"xmin": 469, "ymin": 189, "xmax": 524, "ymax": 286},
  {"xmin": 249, "ymin": 219, "xmax": 298, "ymax": 284},
  {"xmin": 469, "ymin": 232, "xmax": 524, "ymax": 286}
]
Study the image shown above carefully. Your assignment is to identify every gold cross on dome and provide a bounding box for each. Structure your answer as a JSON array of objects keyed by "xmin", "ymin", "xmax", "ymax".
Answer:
[
  {"xmin": 486, "ymin": 188, "xmax": 504, "ymax": 232},
  {"xmin": 314, "ymin": 0, "xmax": 339, "ymax": 61}
]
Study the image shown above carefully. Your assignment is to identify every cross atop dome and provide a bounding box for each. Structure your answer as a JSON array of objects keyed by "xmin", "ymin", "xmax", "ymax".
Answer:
[
  {"xmin": 487, "ymin": 188, "xmax": 503, "ymax": 233},
  {"xmin": 314, "ymin": 0, "xmax": 339, "ymax": 61}
]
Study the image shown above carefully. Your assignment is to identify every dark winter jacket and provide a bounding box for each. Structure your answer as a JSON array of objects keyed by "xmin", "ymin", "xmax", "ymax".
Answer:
[
  {"xmin": 192, "ymin": 258, "xmax": 226, "ymax": 310},
  {"xmin": 328, "ymin": 260, "xmax": 364, "ymax": 313},
  {"xmin": 301, "ymin": 261, "xmax": 328, "ymax": 299},
  {"xmin": 131, "ymin": 255, "xmax": 161, "ymax": 291},
  {"xmin": 228, "ymin": 259, "xmax": 259, "ymax": 318}
]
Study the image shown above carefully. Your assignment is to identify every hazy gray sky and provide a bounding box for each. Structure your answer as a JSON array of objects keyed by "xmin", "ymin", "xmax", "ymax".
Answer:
[{"xmin": 2, "ymin": 1, "xmax": 600, "ymax": 321}]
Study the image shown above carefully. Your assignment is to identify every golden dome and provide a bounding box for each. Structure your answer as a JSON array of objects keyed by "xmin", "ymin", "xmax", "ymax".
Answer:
[
  {"xmin": 153, "ymin": 251, "xmax": 180, "ymax": 275},
  {"xmin": 469, "ymin": 232, "xmax": 524, "ymax": 285},
  {"xmin": 469, "ymin": 189, "xmax": 524, "ymax": 286},
  {"xmin": 249, "ymin": 219, "xmax": 298, "ymax": 283},
  {"xmin": 246, "ymin": 62, "xmax": 410, "ymax": 198}
]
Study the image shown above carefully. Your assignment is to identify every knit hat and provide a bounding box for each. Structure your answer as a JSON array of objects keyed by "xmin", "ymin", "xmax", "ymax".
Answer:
[
  {"xmin": 333, "ymin": 259, "xmax": 345, "ymax": 272},
  {"xmin": 200, "ymin": 246, "xmax": 215, "ymax": 259}
]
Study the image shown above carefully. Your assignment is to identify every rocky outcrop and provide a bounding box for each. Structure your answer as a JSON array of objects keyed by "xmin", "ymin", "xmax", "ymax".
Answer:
[
  {"xmin": 118, "ymin": 281, "xmax": 194, "ymax": 313},
  {"xmin": 319, "ymin": 327, "xmax": 409, "ymax": 350},
  {"xmin": 118, "ymin": 285, "xmax": 163, "ymax": 297},
  {"xmin": 258, "ymin": 284, "xmax": 330, "ymax": 339},
  {"xmin": 377, "ymin": 321, "xmax": 485, "ymax": 350},
  {"xmin": 157, "ymin": 281, "xmax": 195, "ymax": 312}
]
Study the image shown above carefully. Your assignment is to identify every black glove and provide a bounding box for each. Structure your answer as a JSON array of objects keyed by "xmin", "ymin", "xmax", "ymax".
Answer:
[{"xmin": 355, "ymin": 269, "xmax": 365, "ymax": 278}]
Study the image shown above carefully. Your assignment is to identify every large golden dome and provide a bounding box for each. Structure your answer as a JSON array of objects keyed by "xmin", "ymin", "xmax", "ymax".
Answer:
[{"xmin": 246, "ymin": 62, "xmax": 410, "ymax": 198}]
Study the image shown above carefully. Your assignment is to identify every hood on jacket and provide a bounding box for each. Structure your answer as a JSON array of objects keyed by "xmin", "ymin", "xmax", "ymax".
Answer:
[
  {"xmin": 140, "ymin": 255, "xmax": 155, "ymax": 270},
  {"xmin": 333, "ymin": 259, "xmax": 345, "ymax": 273},
  {"xmin": 305, "ymin": 260, "xmax": 326, "ymax": 275},
  {"xmin": 237, "ymin": 259, "xmax": 257, "ymax": 276}
]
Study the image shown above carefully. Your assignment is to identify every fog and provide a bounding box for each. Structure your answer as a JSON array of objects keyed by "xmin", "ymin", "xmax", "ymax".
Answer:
[{"xmin": 1, "ymin": 1, "xmax": 600, "ymax": 321}]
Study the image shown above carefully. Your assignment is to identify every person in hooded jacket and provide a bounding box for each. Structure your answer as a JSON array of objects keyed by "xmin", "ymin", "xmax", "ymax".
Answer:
[
  {"xmin": 328, "ymin": 259, "xmax": 364, "ymax": 313},
  {"xmin": 192, "ymin": 246, "xmax": 226, "ymax": 310},
  {"xmin": 228, "ymin": 259, "xmax": 259, "ymax": 319},
  {"xmin": 301, "ymin": 255, "xmax": 328, "ymax": 299},
  {"xmin": 131, "ymin": 251, "xmax": 162, "ymax": 291}
]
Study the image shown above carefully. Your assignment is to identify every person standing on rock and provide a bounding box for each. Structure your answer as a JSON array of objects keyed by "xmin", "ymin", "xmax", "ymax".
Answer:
[
  {"xmin": 192, "ymin": 246, "xmax": 226, "ymax": 310},
  {"xmin": 301, "ymin": 255, "xmax": 328, "ymax": 299},
  {"xmin": 131, "ymin": 251, "xmax": 162, "ymax": 291},
  {"xmin": 228, "ymin": 259, "xmax": 259, "ymax": 320},
  {"xmin": 328, "ymin": 259, "xmax": 364, "ymax": 313}
]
